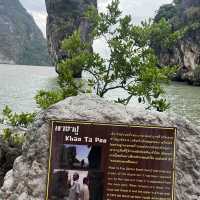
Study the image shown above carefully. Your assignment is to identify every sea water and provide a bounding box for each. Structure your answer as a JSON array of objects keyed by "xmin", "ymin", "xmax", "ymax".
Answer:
[{"xmin": 0, "ymin": 64, "xmax": 200, "ymax": 127}]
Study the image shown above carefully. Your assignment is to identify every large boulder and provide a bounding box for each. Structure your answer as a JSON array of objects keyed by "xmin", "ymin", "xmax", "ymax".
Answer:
[{"xmin": 0, "ymin": 94, "xmax": 200, "ymax": 199}]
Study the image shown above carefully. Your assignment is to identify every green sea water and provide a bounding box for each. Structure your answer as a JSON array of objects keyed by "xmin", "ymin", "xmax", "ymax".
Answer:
[{"xmin": 0, "ymin": 64, "xmax": 199, "ymax": 127}]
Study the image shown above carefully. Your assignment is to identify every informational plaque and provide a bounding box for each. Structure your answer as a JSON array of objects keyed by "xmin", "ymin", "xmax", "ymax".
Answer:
[{"xmin": 46, "ymin": 121, "xmax": 176, "ymax": 200}]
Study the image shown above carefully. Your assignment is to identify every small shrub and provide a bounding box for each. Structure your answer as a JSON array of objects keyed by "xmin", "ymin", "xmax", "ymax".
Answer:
[
  {"xmin": 2, "ymin": 105, "xmax": 36, "ymax": 128},
  {"xmin": 11, "ymin": 132, "xmax": 25, "ymax": 145},
  {"xmin": 35, "ymin": 89, "xmax": 65, "ymax": 109},
  {"xmin": 2, "ymin": 128, "xmax": 12, "ymax": 141},
  {"xmin": 2, "ymin": 128, "xmax": 25, "ymax": 146}
]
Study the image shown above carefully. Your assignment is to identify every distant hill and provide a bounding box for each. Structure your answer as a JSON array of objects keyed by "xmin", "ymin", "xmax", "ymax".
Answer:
[{"xmin": 0, "ymin": 0, "xmax": 51, "ymax": 66}]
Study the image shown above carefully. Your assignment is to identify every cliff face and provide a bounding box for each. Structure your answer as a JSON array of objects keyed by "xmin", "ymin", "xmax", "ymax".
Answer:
[
  {"xmin": 156, "ymin": 30, "xmax": 200, "ymax": 85},
  {"xmin": 45, "ymin": 0, "xmax": 97, "ymax": 75},
  {"xmin": 154, "ymin": 0, "xmax": 200, "ymax": 85},
  {"xmin": 0, "ymin": 0, "xmax": 51, "ymax": 66}
]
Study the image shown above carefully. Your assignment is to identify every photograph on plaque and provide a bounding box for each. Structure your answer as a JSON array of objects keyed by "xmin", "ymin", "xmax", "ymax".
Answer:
[
  {"xmin": 50, "ymin": 144, "xmax": 103, "ymax": 200},
  {"xmin": 58, "ymin": 144, "xmax": 102, "ymax": 170},
  {"xmin": 46, "ymin": 121, "xmax": 176, "ymax": 200}
]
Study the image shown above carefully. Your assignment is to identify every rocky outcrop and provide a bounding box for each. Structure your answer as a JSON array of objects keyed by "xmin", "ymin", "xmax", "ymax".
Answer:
[
  {"xmin": 45, "ymin": 0, "xmax": 97, "ymax": 76},
  {"xmin": 156, "ymin": 32, "xmax": 200, "ymax": 85},
  {"xmin": 154, "ymin": 0, "xmax": 200, "ymax": 85},
  {"xmin": 0, "ymin": 0, "xmax": 51, "ymax": 66},
  {"xmin": 0, "ymin": 137, "xmax": 22, "ymax": 188},
  {"xmin": 0, "ymin": 94, "xmax": 200, "ymax": 199}
]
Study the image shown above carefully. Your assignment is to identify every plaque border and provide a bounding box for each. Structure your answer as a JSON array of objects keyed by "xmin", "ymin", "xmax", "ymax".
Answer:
[{"xmin": 45, "ymin": 120, "xmax": 177, "ymax": 200}]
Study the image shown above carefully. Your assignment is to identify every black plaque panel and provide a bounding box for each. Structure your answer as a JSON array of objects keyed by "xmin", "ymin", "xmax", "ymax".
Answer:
[{"xmin": 46, "ymin": 121, "xmax": 176, "ymax": 200}]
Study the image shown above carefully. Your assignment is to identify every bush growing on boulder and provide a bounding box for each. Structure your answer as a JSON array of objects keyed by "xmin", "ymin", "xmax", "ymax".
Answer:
[{"xmin": 36, "ymin": 0, "xmax": 178, "ymax": 112}]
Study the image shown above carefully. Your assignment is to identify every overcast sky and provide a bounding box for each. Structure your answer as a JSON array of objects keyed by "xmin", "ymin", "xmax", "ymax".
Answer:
[{"xmin": 19, "ymin": 0, "xmax": 172, "ymax": 37}]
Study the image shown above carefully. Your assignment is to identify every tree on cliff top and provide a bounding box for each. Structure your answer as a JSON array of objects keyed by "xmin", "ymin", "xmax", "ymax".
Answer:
[
  {"xmin": 155, "ymin": 0, "xmax": 200, "ymax": 29},
  {"xmin": 36, "ymin": 0, "xmax": 176, "ymax": 112}
]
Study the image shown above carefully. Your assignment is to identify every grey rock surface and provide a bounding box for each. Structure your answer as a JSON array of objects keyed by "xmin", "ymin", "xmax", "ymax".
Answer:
[
  {"xmin": 0, "ymin": 0, "xmax": 51, "ymax": 66},
  {"xmin": 45, "ymin": 0, "xmax": 97, "ymax": 75},
  {"xmin": 0, "ymin": 94, "xmax": 200, "ymax": 199}
]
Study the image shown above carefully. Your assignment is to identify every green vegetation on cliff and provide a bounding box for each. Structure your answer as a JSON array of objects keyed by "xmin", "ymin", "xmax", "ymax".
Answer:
[
  {"xmin": 153, "ymin": 0, "xmax": 200, "ymax": 85},
  {"xmin": 1, "ymin": 106, "xmax": 36, "ymax": 145},
  {"xmin": 155, "ymin": 0, "xmax": 200, "ymax": 32},
  {"xmin": 45, "ymin": 0, "xmax": 97, "ymax": 67}
]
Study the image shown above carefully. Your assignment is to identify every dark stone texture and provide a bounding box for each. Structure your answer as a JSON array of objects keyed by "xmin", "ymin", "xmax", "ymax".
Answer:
[{"xmin": 0, "ymin": 137, "xmax": 22, "ymax": 187}]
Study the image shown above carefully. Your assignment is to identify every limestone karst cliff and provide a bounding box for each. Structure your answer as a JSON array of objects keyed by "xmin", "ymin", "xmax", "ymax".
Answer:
[
  {"xmin": 154, "ymin": 0, "xmax": 200, "ymax": 85},
  {"xmin": 45, "ymin": 0, "xmax": 97, "ymax": 76},
  {"xmin": 0, "ymin": 0, "xmax": 51, "ymax": 66}
]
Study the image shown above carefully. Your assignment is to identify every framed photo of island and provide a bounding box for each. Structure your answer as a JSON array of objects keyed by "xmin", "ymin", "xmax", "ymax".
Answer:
[{"xmin": 45, "ymin": 120, "xmax": 177, "ymax": 200}]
